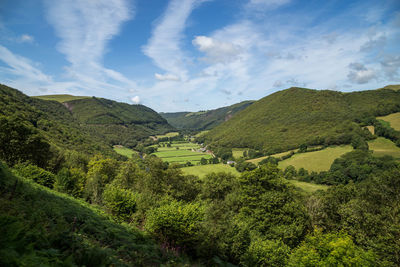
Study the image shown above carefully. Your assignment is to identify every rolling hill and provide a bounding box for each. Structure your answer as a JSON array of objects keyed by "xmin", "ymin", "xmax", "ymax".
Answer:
[
  {"xmin": 35, "ymin": 95, "xmax": 175, "ymax": 148},
  {"xmin": 201, "ymin": 86, "xmax": 400, "ymax": 154},
  {"xmin": 161, "ymin": 100, "xmax": 254, "ymax": 130}
]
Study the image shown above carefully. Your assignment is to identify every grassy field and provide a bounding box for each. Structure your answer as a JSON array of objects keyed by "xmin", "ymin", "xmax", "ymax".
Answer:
[
  {"xmin": 232, "ymin": 148, "xmax": 247, "ymax": 159},
  {"xmin": 247, "ymin": 149, "xmax": 298, "ymax": 164},
  {"xmin": 365, "ymin": 125, "xmax": 375, "ymax": 134},
  {"xmin": 113, "ymin": 146, "xmax": 136, "ymax": 158},
  {"xmin": 34, "ymin": 94, "xmax": 90, "ymax": 103},
  {"xmin": 155, "ymin": 132, "xmax": 180, "ymax": 139},
  {"xmin": 195, "ymin": 130, "xmax": 210, "ymax": 138},
  {"xmin": 153, "ymin": 141, "xmax": 212, "ymax": 164},
  {"xmin": 181, "ymin": 163, "xmax": 240, "ymax": 178},
  {"xmin": 287, "ymin": 179, "xmax": 329, "ymax": 193},
  {"xmin": 377, "ymin": 112, "xmax": 400, "ymax": 131},
  {"xmin": 278, "ymin": 145, "xmax": 353, "ymax": 172},
  {"xmin": 368, "ymin": 137, "xmax": 400, "ymax": 158}
]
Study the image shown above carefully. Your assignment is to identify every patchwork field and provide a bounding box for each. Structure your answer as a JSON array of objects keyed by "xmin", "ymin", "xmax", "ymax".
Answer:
[
  {"xmin": 287, "ymin": 179, "xmax": 329, "ymax": 193},
  {"xmin": 368, "ymin": 137, "xmax": 400, "ymax": 158},
  {"xmin": 246, "ymin": 149, "xmax": 298, "ymax": 164},
  {"xmin": 278, "ymin": 145, "xmax": 353, "ymax": 172},
  {"xmin": 155, "ymin": 132, "xmax": 180, "ymax": 139},
  {"xmin": 153, "ymin": 141, "xmax": 212, "ymax": 164},
  {"xmin": 113, "ymin": 146, "xmax": 137, "ymax": 158},
  {"xmin": 377, "ymin": 112, "xmax": 400, "ymax": 131},
  {"xmin": 181, "ymin": 163, "xmax": 240, "ymax": 178}
]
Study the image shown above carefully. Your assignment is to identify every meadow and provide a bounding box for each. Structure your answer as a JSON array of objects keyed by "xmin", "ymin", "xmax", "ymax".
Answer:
[
  {"xmin": 153, "ymin": 141, "xmax": 212, "ymax": 164},
  {"xmin": 113, "ymin": 146, "xmax": 136, "ymax": 158},
  {"xmin": 155, "ymin": 131, "xmax": 180, "ymax": 139},
  {"xmin": 368, "ymin": 137, "xmax": 400, "ymax": 158},
  {"xmin": 377, "ymin": 112, "xmax": 400, "ymax": 131},
  {"xmin": 34, "ymin": 94, "xmax": 90, "ymax": 103},
  {"xmin": 278, "ymin": 145, "xmax": 353, "ymax": 172},
  {"xmin": 287, "ymin": 179, "xmax": 329, "ymax": 193},
  {"xmin": 181, "ymin": 163, "xmax": 240, "ymax": 178}
]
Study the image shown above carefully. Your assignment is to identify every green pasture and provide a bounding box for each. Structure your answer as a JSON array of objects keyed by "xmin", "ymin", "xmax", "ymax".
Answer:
[
  {"xmin": 155, "ymin": 132, "xmax": 180, "ymax": 139},
  {"xmin": 181, "ymin": 163, "xmax": 240, "ymax": 178},
  {"xmin": 287, "ymin": 179, "xmax": 329, "ymax": 193},
  {"xmin": 278, "ymin": 145, "xmax": 353, "ymax": 172},
  {"xmin": 195, "ymin": 130, "xmax": 209, "ymax": 138},
  {"xmin": 232, "ymin": 148, "xmax": 247, "ymax": 159},
  {"xmin": 377, "ymin": 112, "xmax": 400, "ymax": 131},
  {"xmin": 34, "ymin": 94, "xmax": 90, "ymax": 103},
  {"xmin": 113, "ymin": 146, "xmax": 136, "ymax": 158},
  {"xmin": 247, "ymin": 149, "xmax": 298, "ymax": 164},
  {"xmin": 153, "ymin": 141, "xmax": 211, "ymax": 164},
  {"xmin": 368, "ymin": 137, "xmax": 400, "ymax": 158}
]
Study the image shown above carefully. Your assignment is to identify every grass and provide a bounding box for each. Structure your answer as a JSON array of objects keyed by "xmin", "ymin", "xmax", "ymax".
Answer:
[
  {"xmin": 287, "ymin": 179, "xmax": 329, "ymax": 193},
  {"xmin": 278, "ymin": 145, "xmax": 353, "ymax": 172},
  {"xmin": 181, "ymin": 164, "xmax": 240, "ymax": 178},
  {"xmin": 377, "ymin": 112, "xmax": 400, "ymax": 131},
  {"xmin": 33, "ymin": 94, "xmax": 90, "ymax": 103},
  {"xmin": 365, "ymin": 125, "xmax": 375, "ymax": 134},
  {"xmin": 246, "ymin": 149, "xmax": 298, "ymax": 164},
  {"xmin": 113, "ymin": 146, "xmax": 136, "ymax": 158},
  {"xmin": 155, "ymin": 132, "xmax": 180, "ymax": 139},
  {"xmin": 368, "ymin": 137, "xmax": 400, "ymax": 158},
  {"xmin": 195, "ymin": 130, "xmax": 209, "ymax": 138},
  {"xmin": 232, "ymin": 148, "xmax": 247, "ymax": 159},
  {"xmin": 153, "ymin": 141, "xmax": 212, "ymax": 164}
]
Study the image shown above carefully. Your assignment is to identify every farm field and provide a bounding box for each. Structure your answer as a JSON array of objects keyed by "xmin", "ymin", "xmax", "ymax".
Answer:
[
  {"xmin": 246, "ymin": 149, "xmax": 298, "ymax": 164},
  {"xmin": 368, "ymin": 137, "xmax": 400, "ymax": 158},
  {"xmin": 232, "ymin": 148, "xmax": 247, "ymax": 159},
  {"xmin": 365, "ymin": 125, "xmax": 375, "ymax": 134},
  {"xmin": 377, "ymin": 112, "xmax": 400, "ymax": 131},
  {"xmin": 278, "ymin": 145, "xmax": 353, "ymax": 172},
  {"xmin": 195, "ymin": 130, "xmax": 209, "ymax": 138},
  {"xmin": 181, "ymin": 163, "xmax": 240, "ymax": 178},
  {"xmin": 113, "ymin": 146, "xmax": 136, "ymax": 158},
  {"xmin": 287, "ymin": 179, "xmax": 329, "ymax": 193},
  {"xmin": 153, "ymin": 141, "xmax": 212, "ymax": 164},
  {"xmin": 155, "ymin": 132, "xmax": 180, "ymax": 139}
]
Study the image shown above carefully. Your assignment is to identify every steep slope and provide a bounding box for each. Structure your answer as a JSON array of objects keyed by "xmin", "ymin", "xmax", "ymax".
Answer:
[
  {"xmin": 61, "ymin": 97, "xmax": 175, "ymax": 147},
  {"xmin": 161, "ymin": 100, "xmax": 254, "ymax": 130},
  {"xmin": 202, "ymin": 86, "xmax": 400, "ymax": 153},
  {"xmin": 0, "ymin": 84, "xmax": 116, "ymax": 158}
]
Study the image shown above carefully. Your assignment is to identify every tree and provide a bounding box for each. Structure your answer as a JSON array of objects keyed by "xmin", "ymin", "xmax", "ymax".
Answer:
[
  {"xmin": 200, "ymin": 157, "xmax": 208, "ymax": 165},
  {"xmin": 289, "ymin": 230, "xmax": 376, "ymax": 266},
  {"xmin": 103, "ymin": 184, "xmax": 137, "ymax": 221}
]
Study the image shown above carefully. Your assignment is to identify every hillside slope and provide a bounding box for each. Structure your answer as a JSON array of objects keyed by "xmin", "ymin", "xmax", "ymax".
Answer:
[
  {"xmin": 202, "ymin": 86, "xmax": 400, "ymax": 153},
  {"xmin": 161, "ymin": 100, "xmax": 254, "ymax": 130},
  {"xmin": 34, "ymin": 94, "xmax": 175, "ymax": 148},
  {"xmin": 0, "ymin": 84, "xmax": 116, "ymax": 158}
]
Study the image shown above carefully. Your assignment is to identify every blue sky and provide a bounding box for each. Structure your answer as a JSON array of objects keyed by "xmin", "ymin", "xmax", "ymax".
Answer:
[{"xmin": 0, "ymin": 0, "xmax": 399, "ymax": 112}]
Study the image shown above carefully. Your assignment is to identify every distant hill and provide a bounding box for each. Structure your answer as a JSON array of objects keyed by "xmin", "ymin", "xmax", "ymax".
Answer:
[
  {"xmin": 201, "ymin": 86, "xmax": 400, "ymax": 153},
  {"xmin": 60, "ymin": 97, "xmax": 174, "ymax": 147},
  {"xmin": 34, "ymin": 94, "xmax": 90, "ymax": 102},
  {"xmin": 161, "ymin": 100, "xmax": 254, "ymax": 130}
]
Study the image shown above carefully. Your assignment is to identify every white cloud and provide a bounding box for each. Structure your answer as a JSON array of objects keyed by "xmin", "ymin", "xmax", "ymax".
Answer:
[
  {"xmin": 347, "ymin": 63, "xmax": 376, "ymax": 84},
  {"xmin": 247, "ymin": 0, "xmax": 291, "ymax": 10},
  {"xmin": 155, "ymin": 73, "xmax": 181, "ymax": 81},
  {"xmin": 17, "ymin": 34, "xmax": 34, "ymax": 43},
  {"xmin": 192, "ymin": 36, "xmax": 242, "ymax": 63},
  {"xmin": 131, "ymin": 95, "xmax": 140, "ymax": 104},
  {"xmin": 380, "ymin": 55, "xmax": 400, "ymax": 81},
  {"xmin": 143, "ymin": 0, "xmax": 206, "ymax": 81},
  {"xmin": 44, "ymin": 0, "xmax": 136, "ymax": 94}
]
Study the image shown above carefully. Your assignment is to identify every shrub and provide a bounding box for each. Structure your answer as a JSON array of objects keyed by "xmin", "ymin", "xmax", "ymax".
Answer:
[
  {"xmin": 103, "ymin": 184, "xmax": 137, "ymax": 221},
  {"xmin": 13, "ymin": 163, "xmax": 55, "ymax": 188}
]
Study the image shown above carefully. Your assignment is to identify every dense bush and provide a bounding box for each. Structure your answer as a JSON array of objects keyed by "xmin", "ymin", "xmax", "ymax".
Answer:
[{"xmin": 13, "ymin": 163, "xmax": 56, "ymax": 188}]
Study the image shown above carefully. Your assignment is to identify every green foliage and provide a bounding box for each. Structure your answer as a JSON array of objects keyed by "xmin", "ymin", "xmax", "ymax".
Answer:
[
  {"xmin": 145, "ymin": 200, "xmax": 204, "ymax": 251},
  {"xmin": 289, "ymin": 231, "xmax": 376, "ymax": 266},
  {"xmin": 161, "ymin": 100, "xmax": 254, "ymax": 130},
  {"xmin": 54, "ymin": 167, "xmax": 85, "ymax": 197},
  {"xmin": 204, "ymin": 87, "xmax": 400, "ymax": 153},
  {"xmin": 0, "ymin": 115, "xmax": 53, "ymax": 168},
  {"xmin": 201, "ymin": 172, "xmax": 238, "ymax": 200},
  {"xmin": 241, "ymin": 238, "xmax": 290, "ymax": 266},
  {"xmin": 13, "ymin": 163, "xmax": 56, "ymax": 188},
  {"xmin": 235, "ymin": 158, "xmax": 257, "ymax": 172},
  {"xmin": 103, "ymin": 184, "xmax": 137, "ymax": 221}
]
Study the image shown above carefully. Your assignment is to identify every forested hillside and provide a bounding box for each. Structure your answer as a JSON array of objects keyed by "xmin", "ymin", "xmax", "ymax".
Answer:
[
  {"xmin": 201, "ymin": 86, "xmax": 400, "ymax": 153},
  {"xmin": 161, "ymin": 100, "xmax": 254, "ymax": 130},
  {"xmin": 36, "ymin": 95, "xmax": 174, "ymax": 148}
]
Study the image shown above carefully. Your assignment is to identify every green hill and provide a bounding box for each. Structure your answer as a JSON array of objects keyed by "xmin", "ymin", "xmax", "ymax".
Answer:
[
  {"xmin": 161, "ymin": 100, "xmax": 254, "ymax": 130},
  {"xmin": 59, "ymin": 97, "xmax": 174, "ymax": 147},
  {"xmin": 0, "ymin": 84, "xmax": 117, "ymax": 159},
  {"xmin": 34, "ymin": 94, "xmax": 90, "ymax": 102},
  {"xmin": 201, "ymin": 86, "xmax": 400, "ymax": 153}
]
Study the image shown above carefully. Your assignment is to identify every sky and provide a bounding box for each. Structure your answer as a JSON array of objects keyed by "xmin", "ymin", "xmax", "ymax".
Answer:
[{"xmin": 0, "ymin": 0, "xmax": 399, "ymax": 112}]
